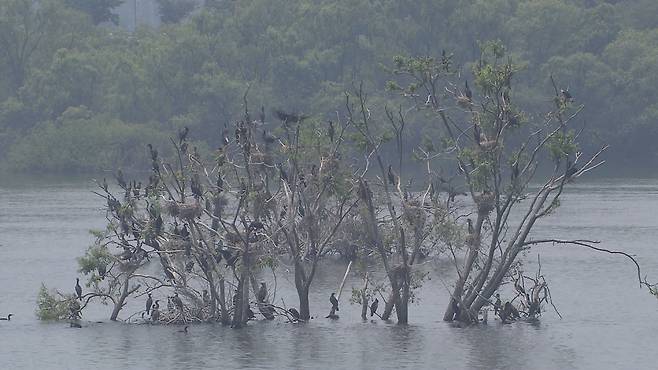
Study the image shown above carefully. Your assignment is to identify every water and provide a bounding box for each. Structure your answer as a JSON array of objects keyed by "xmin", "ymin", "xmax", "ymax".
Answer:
[{"xmin": 1, "ymin": 177, "xmax": 657, "ymax": 369}]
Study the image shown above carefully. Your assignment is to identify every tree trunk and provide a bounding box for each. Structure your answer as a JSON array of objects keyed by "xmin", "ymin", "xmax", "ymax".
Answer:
[
  {"xmin": 443, "ymin": 214, "xmax": 484, "ymax": 321},
  {"xmin": 381, "ymin": 288, "xmax": 397, "ymax": 320},
  {"xmin": 110, "ymin": 275, "xmax": 131, "ymax": 321},
  {"xmin": 218, "ymin": 277, "xmax": 229, "ymax": 325},
  {"xmin": 294, "ymin": 259, "xmax": 311, "ymax": 320},
  {"xmin": 361, "ymin": 274, "xmax": 369, "ymax": 320}
]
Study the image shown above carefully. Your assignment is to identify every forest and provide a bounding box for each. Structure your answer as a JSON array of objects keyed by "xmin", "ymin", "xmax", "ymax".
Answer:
[{"xmin": 1, "ymin": 0, "xmax": 658, "ymax": 173}]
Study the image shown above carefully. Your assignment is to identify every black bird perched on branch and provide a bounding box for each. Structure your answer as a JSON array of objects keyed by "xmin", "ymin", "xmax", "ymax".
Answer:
[
  {"xmin": 467, "ymin": 218, "xmax": 474, "ymax": 235},
  {"xmin": 370, "ymin": 298, "xmax": 379, "ymax": 317},
  {"xmin": 185, "ymin": 260, "xmax": 195, "ymax": 272},
  {"xmin": 147, "ymin": 143, "xmax": 158, "ymax": 162},
  {"xmin": 277, "ymin": 163, "xmax": 289, "ymax": 183},
  {"xmin": 0, "ymin": 314, "xmax": 13, "ymax": 321},
  {"xmin": 387, "ymin": 164, "xmax": 396, "ymax": 185},
  {"xmin": 493, "ymin": 293, "xmax": 502, "ymax": 315},
  {"xmin": 262, "ymin": 130, "xmax": 277, "ymax": 145},
  {"xmin": 328, "ymin": 120, "xmax": 335, "ymax": 142},
  {"xmin": 464, "ymin": 80, "xmax": 473, "ymax": 101},
  {"xmin": 330, "ymin": 293, "xmax": 339, "ymax": 312},
  {"xmin": 97, "ymin": 263, "xmax": 106, "ymax": 280},
  {"xmin": 288, "ymin": 308, "xmax": 300, "ymax": 321},
  {"xmin": 146, "ymin": 293, "xmax": 153, "ymax": 315},
  {"xmin": 181, "ymin": 224, "xmax": 190, "ymax": 239},
  {"xmin": 75, "ymin": 278, "xmax": 82, "ymax": 300},
  {"xmin": 115, "ymin": 170, "xmax": 127, "ymax": 189},
  {"xmin": 151, "ymin": 301, "xmax": 160, "ymax": 322},
  {"xmin": 566, "ymin": 161, "xmax": 578, "ymax": 178},
  {"xmin": 172, "ymin": 293, "xmax": 184, "ymax": 311},
  {"xmin": 178, "ymin": 126, "xmax": 189, "ymax": 145},
  {"xmin": 511, "ymin": 161, "xmax": 520, "ymax": 182},
  {"xmin": 561, "ymin": 88, "xmax": 573, "ymax": 102}
]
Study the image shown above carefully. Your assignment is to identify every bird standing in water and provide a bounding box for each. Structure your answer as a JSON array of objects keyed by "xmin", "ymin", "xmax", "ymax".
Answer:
[
  {"xmin": 330, "ymin": 293, "xmax": 339, "ymax": 312},
  {"xmin": 146, "ymin": 293, "xmax": 153, "ymax": 315},
  {"xmin": 370, "ymin": 298, "xmax": 379, "ymax": 317},
  {"xmin": 75, "ymin": 278, "xmax": 82, "ymax": 300},
  {"xmin": 151, "ymin": 301, "xmax": 160, "ymax": 323}
]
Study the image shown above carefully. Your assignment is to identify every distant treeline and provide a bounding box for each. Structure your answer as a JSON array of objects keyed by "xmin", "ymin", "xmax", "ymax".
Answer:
[{"xmin": 1, "ymin": 0, "xmax": 657, "ymax": 172}]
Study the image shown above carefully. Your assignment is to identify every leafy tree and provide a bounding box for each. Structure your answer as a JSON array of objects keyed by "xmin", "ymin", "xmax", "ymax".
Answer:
[
  {"xmin": 63, "ymin": 0, "xmax": 124, "ymax": 25},
  {"xmin": 156, "ymin": 0, "xmax": 197, "ymax": 24}
]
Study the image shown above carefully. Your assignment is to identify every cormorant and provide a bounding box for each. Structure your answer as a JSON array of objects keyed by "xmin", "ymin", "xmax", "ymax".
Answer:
[
  {"xmin": 464, "ymin": 80, "xmax": 473, "ymax": 101},
  {"xmin": 178, "ymin": 326, "xmax": 189, "ymax": 333},
  {"xmin": 151, "ymin": 301, "xmax": 160, "ymax": 322},
  {"xmin": 330, "ymin": 293, "xmax": 339, "ymax": 312},
  {"xmin": 172, "ymin": 293, "xmax": 184, "ymax": 311},
  {"xmin": 249, "ymin": 220, "xmax": 264, "ymax": 231},
  {"xmin": 185, "ymin": 260, "xmax": 195, "ymax": 272},
  {"xmin": 473, "ymin": 123, "xmax": 482, "ymax": 145},
  {"xmin": 561, "ymin": 88, "xmax": 572, "ymax": 102},
  {"xmin": 298, "ymin": 203, "xmax": 305, "ymax": 218},
  {"xmin": 97, "ymin": 263, "xmax": 106, "ymax": 280},
  {"xmin": 451, "ymin": 299, "xmax": 461, "ymax": 321},
  {"xmin": 257, "ymin": 282, "xmax": 267, "ymax": 303},
  {"xmin": 263, "ymin": 130, "xmax": 277, "ymax": 145},
  {"xmin": 75, "ymin": 278, "xmax": 82, "ymax": 300},
  {"xmin": 146, "ymin": 293, "xmax": 153, "ymax": 315},
  {"xmin": 181, "ymin": 224, "xmax": 190, "ymax": 239},
  {"xmin": 387, "ymin": 164, "xmax": 396, "ymax": 185},
  {"xmin": 155, "ymin": 215, "xmax": 163, "ymax": 235},
  {"xmin": 203, "ymin": 290, "xmax": 210, "ymax": 306},
  {"xmin": 511, "ymin": 161, "xmax": 520, "ymax": 182},
  {"xmin": 101, "ymin": 178, "xmax": 108, "ymax": 191},
  {"xmin": 278, "ymin": 163, "xmax": 289, "ymax": 183},
  {"xmin": 370, "ymin": 298, "xmax": 379, "ymax": 317},
  {"xmin": 566, "ymin": 162, "xmax": 578, "ymax": 178},
  {"xmin": 147, "ymin": 143, "xmax": 158, "ymax": 162},
  {"xmin": 493, "ymin": 293, "xmax": 502, "ymax": 315},
  {"xmin": 115, "ymin": 170, "xmax": 127, "ymax": 189},
  {"xmin": 0, "ymin": 314, "xmax": 13, "ymax": 321},
  {"xmin": 467, "ymin": 218, "xmax": 474, "ymax": 235},
  {"xmin": 246, "ymin": 307, "xmax": 255, "ymax": 320},
  {"xmin": 328, "ymin": 120, "xmax": 335, "ymax": 143},
  {"xmin": 288, "ymin": 308, "xmax": 300, "ymax": 321}
]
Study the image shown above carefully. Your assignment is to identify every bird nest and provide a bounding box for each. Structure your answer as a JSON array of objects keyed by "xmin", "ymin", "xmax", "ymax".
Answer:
[
  {"xmin": 251, "ymin": 151, "xmax": 274, "ymax": 167},
  {"xmin": 163, "ymin": 238, "xmax": 190, "ymax": 252},
  {"xmin": 403, "ymin": 201, "xmax": 426, "ymax": 227},
  {"xmin": 474, "ymin": 192, "xmax": 495, "ymax": 214},
  {"xmin": 457, "ymin": 95, "xmax": 472, "ymax": 109},
  {"xmin": 164, "ymin": 200, "xmax": 202, "ymax": 220},
  {"xmin": 478, "ymin": 140, "xmax": 498, "ymax": 152}
]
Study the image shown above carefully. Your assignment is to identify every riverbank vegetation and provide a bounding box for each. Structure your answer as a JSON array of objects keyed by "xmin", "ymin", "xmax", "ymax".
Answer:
[
  {"xmin": 3, "ymin": 0, "xmax": 658, "ymax": 172},
  {"xmin": 37, "ymin": 42, "xmax": 649, "ymax": 327}
]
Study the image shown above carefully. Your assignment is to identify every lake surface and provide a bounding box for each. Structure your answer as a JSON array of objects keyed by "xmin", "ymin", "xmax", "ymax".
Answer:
[{"xmin": 1, "ymin": 176, "xmax": 657, "ymax": 369}]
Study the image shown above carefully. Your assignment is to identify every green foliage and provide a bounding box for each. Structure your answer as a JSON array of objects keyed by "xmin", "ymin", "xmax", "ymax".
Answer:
[
  {"xmin": 1, "ymin": 0, "xmax": 658, "ymax": 172},
  {"xmin": 36, "ymin": 284, "xmax": 70, "ymax": 320},
  {"xmin": 156, "ymin": 0, "xmax": 196, "ymax": 24},
  {"xmin": 63, "ymin": 0, "xmax": 123, "ymax": 25}
]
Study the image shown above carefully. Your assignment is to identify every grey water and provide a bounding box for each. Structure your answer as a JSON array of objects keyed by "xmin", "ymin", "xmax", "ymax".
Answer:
[{"xmin": 1, "ymin": 177, "xmax": 657, "ymax": 370}]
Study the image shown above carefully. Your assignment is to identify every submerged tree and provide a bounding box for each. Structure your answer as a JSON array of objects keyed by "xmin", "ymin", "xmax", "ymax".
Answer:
[
  {"xmin": 386, "ymin": 41, "xmax": 645, "ymax": 323},
  {"xmin": 266, "ymin": 113, "xmax": 358, "ymax": 320}
]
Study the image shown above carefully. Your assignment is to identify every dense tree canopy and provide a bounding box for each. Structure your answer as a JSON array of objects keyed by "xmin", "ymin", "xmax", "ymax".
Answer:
[{"xmin": 1, "ymin": 0, "xmax": 657, "ymax": 172}]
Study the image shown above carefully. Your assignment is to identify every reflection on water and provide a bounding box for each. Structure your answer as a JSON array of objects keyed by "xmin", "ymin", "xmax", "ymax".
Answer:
[{"xmin": 1, "ymin": 177, "xmax": 657, "ymax": 369}]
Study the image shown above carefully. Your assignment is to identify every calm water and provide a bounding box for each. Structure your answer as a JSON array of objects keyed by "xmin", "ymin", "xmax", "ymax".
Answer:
[{"xmin": 1, "ymin": 177, "xmax": 657, "ymax": 370}]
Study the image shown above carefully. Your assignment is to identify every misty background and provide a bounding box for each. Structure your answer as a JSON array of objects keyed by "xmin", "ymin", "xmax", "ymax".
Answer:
[{"xmin": 1, "ymin": 0, "xmax": 656, "ymax": 174}]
